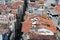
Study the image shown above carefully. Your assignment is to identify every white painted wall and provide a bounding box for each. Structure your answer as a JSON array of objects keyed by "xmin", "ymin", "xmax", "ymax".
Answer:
[
  {"xmin": 44, "ymin": 0, "xmax": 56, "ymax": 7},
  {"xmin": 0, "ymin": 34, "xmax": 2, "ymax": 40}
]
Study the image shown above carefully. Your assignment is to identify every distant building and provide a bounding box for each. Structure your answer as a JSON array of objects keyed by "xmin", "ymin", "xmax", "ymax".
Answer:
[
  {"xmin": 10, "ymin": 0, "xmax": 19, "ymax": 3},
  {"xmin": 0, "ymin": 0, "xmax": 5, "ymax": 4}
]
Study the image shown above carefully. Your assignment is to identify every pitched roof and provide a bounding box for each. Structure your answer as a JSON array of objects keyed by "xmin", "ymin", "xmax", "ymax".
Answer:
[{"xmin": 22, "ymin": 16, "xmax": 57, "ymax": 33}]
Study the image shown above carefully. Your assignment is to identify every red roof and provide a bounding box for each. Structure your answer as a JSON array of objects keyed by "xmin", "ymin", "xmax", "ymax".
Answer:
[
  {"xmin": 55, "ymin": 4, "xmax": 60, "ymax": 13},
  {"xmin": 22, "ymin": 15, "xmax": 57, "ymax": 33},
  {"xmin": 11, "ymin": 1, "xmax": 24, "ymax": 9}
]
